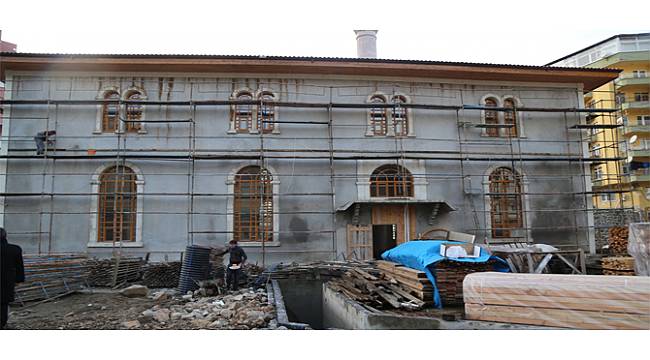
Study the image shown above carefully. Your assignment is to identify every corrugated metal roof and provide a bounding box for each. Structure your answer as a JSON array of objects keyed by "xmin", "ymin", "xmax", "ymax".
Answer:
[{"xmin": 0, "ymin": 52, "xmax": 621, "ymax": 73}]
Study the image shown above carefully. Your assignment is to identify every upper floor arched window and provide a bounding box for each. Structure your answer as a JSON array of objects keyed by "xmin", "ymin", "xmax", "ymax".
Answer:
[
  {"xmin": 369, "ymin": 95, "xmax": 388, "ymax": 136},
  {"xmin": 503, "ymin": 98, "xmax": 518, "ymax": 137},
  {"xmin": 125, "ymin": 90, "xmax": 143, "ymax": 133},
  {"xmin": 257, "ymin": 91, "xmax": 275, "ymax": 134},
  {"xmin": 484, "ymin": 97, "xmax": 499, "ymax": 137},
  {"xmin": 370, "ymin": 164, "xmax": 414, "ymax": 198},
  {"xmin": 102, "ymin": 90, "xmax": 120, "ymax": 132},
  {"xmin": 234, "ymin": 91, "xmax": 254, "ymax": 133},
  {"xmin": 392, "ymin": 95, "xmax": 409, "ymax": 136}
]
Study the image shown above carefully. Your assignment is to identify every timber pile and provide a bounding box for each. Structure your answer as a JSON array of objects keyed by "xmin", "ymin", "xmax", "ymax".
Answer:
[
  {"xmin": 436, "ymin": 260, "xmax": 497, "ymax": 306},
  {"xmin": 268, "ymin": 261, "xmax": 375, "ymax": 280},
  {"xmin": 328, "ymin": 268, "xmax": 425, "ymax": 311},
  {"xmin": 601, "ymin": 256, "xmax": 636, "ymax": 276},
  {"xmin": 376, "ymin": 260, "xmax": 433, "ymax": 303},
  {"xmin": 608, "ymin": 226, "xmax": 629, "ymax": 255},
  {"xmin": 13, "ymin": 254, "xmax": 89, "ymax": 304},
  {"xmin": 87, "ymin": 257, "xmax": 144, "ymax": 287},
  {"xmin": 464, "ymin": 272, "xmax": 650, "ymax": 330},
  {"xmin": 142, "ymin": 262, "xmax": 181, "ymax": 288}
]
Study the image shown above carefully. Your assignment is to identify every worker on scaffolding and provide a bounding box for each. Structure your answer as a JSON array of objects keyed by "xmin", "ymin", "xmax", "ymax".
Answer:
[
  {"xmin": 1, "ymin": 227, "xmax": 25, "ymax": 330},
  {"xmin": 222, "ymin": 240, "xmax": 247, "ymax": 291}
]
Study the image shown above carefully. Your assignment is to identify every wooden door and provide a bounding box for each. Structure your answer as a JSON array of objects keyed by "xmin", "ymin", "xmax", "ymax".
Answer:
[
  {"xmin": 346, "ymin": 224, "xmax": 372, "ymax": 260},
  {"xmin": 371, "ymin": 205, "xmax": 415, "ymax": 244}
]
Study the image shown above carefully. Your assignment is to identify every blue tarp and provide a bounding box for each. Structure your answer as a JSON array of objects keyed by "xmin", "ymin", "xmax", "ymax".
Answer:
[{"xmin": 381, "ymin": 240, "xmax": 509, "ymax": 308}]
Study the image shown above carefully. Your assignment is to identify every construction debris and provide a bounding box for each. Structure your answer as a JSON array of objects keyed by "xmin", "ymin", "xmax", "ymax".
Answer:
[
  {"xmin": 464, "ymin": 272, "xmax": 650, "ymax": 330},
  {"xmin": 328, "ymin": 268, "xmax": 425, "ymax": 311},
  {"xmin": 601, "ymin": 256, "xmax": 636, "ymax": 276},
  {"xmin": 135, "ymin": 288, "xmax": 277, "ymax": 330},
  {"xmin": 608, "ymin": 226, "xmax": 629, "ymax": 255},
  {"xmin": 120, "ymin": 285, "xmax": 150, "ymax": 298},
  {"xmin": 142, "ymin": 262, "xmax": 181, "ymax": 288}
]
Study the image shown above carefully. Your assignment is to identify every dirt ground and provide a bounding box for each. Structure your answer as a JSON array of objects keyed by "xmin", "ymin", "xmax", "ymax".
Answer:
[{"xmin": 7, "ymin": 290, "xmax": 183, "ymax": 330}]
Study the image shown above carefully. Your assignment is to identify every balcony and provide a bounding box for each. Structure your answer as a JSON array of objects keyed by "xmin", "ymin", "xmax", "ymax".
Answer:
[
  {"xmin": 622, "ymin": 101, "xmax": 650, "ymax": 110},
  {"xmin": 630, "ymin": 172, "xmax": 650, "ymax": 183},
  {"xmin": 615, "ymin": 77, "xmax": 650, "ymax": 89},
  {"xmin": 623, "ymin": 125, "xmax": 650, "ymax": 135},
  {"xmin": 628, "ymin": 149, "xmax": 650, "ymax": 159}
]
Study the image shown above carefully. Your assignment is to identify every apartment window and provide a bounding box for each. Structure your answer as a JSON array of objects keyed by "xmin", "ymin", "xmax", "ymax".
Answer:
[
  {"xmin": 503, "ymin": 98, "xmax": 518, "ymax": 137},
  {"xmin": 125, "ymin": 90, "xmax": 143, "ymax": 133},
  {"xmin": 391, "ymin": 95, "xmax": 409, "ymax": 136},
  {"xmin": 234, "ymin": 91, "xmax": 254, "ymax": 133},
  {"xmin": 370, "ymin": 164, "xmax": 414, "ymax": 198},
  {"xmin": 98, "ymin": 165, "xmax": 137, "ymax": 242},
  {"xmin": 599, "ymin": 193, "xmax": 615, "ymax": 202},
  {"xmin": 257, "ymin": 91, "xmax": 276, "ymax": 134},
  {"xmin": 484, "ymin": 98, "xmax": 499, "ymax": 137},
  {"xmin": 489, "ymin": 167, "xmax": 523, "ymax": 238},
  {"xmin": 634, "ymin": 93, "xmax": 649, "ymax": 102},
  {"xmin": 369, "ymin": 95, "xmax": 388, "ymax": 136},
  {"xmin": 102, "ymin": 91, "xmax": 120, "ymax": 132},
  {"xmin": 593, "ymin": 167, "xmax": 603, "ymax": 180},
  {"xmin": 591, "ymin": 145, "xmax": 601, "ymax": 158},
  {"xmin": 233, "ymin": 166, "xmax": 273, "ymax": 242},
  {"xmin": 633, "ymin": 70, "xmax": 648, "ymax": 78},
  {"xmin": 637, "ymin": 115, "xmax": 650, "ymax": 126}
]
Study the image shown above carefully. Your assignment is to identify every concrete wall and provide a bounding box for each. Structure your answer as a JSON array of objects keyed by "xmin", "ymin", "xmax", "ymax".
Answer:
[{"xmin": 1, "ymin": 72, "xmax": 594, "ymax": 261}]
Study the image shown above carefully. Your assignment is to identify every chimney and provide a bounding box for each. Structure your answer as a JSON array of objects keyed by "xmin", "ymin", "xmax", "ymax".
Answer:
[{"xmin": 354, "ymin": 30, "xmax": 378, "ymax": 58}]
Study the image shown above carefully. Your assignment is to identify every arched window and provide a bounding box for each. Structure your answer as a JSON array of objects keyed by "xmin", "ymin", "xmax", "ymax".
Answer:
[
  {"xmin": 484, "ymin": 98, "xmax": 499, "ymax": 137},
  {"xmin": 125, "ymin": 91, "xmax": 143, "ymax": 133},
  {"xmin": 369, "ymin": 95, "xmax": 388, "ymax": 136},
  {"xmin": 98, "ymin": 165, "xmax": 137, "ymax": 242},
  {"xmin": 234, "ymin": 166, "xmax": 273, "ymax": 242},
  {"xmin": 257, "ymin": 91, "xmax": 275, "ymax": 134},
  {"xmin": 489, "ymin": 167, "xmax": 523, "ymax": 238},
  {"xmin": 370, "ymin": 164, "xmax": 414, "ymax": 198},
  {"xmin": 392, "ymin": 95, "xmax": 408, "ymax": 136},
  {"xmin": 234, "ymin": 91, "xmax": 254, "ymax": 133},
  {"xmin": 102, "ymin": 91, "xmax": 120, "ymax": 132},
  {"xmin": 503, "ymin": 98, "xmax": 517, "ymax": 137}
]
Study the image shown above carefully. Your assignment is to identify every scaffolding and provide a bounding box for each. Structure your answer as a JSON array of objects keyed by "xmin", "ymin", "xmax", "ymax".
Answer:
[{"xmin": 0, "ymin": 77, "xmax": 634, "ymax": 262}]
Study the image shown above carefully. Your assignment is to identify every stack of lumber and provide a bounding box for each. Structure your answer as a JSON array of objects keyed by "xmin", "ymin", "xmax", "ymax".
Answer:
[
  {"xmin": 13, "ymin": 254, "xmax": 89, "ymax": 304},
  {"xmin": 464, "ymin": 272, "xmax": 650, "ymax": 330},
  {"xmin": 376, "ymin": 260, "xmax": 433, "ymax": 303},
  {"xmin": 435, "ymin": 260, "xmax": 496, "ymax": 306},
  {"xmin": 608, "ymin": 226, "xmax": 629, "ymax": 255},
  {"xmin": 601, "ymin": 256, "xmax": 635, "ymax": 276},
  {"xmin": 209, "ymin": 250, "xmax": 225, "ymax": 280},
  {"xmin": 87, "ymin": 257, "xmax": 144, "ymax": 287},
  {"xmin": 328, "ymin": 268, "xmax": 425, "ymax": 311},
  {"xmin": 141, "ymin": 261, "xmax": 181, "ymax": 288},
  {"xmin": 268, "ymin": 260, "xmax": 376, "ymax": 280}
]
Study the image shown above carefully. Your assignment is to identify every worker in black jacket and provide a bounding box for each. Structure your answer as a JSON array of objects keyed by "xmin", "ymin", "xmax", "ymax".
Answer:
[
  {"xmin": 223, "ymin": 240, "xmax": 247, "ymax": 291},
  {"xmin": 1, "ymin": 227, "xmax": 25, "ymax": 329}
]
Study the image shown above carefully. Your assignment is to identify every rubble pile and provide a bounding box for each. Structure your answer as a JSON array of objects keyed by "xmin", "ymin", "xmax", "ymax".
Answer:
[{"xmin": 127, "ymin": 288, "xmax": 280, "ymax": 330}]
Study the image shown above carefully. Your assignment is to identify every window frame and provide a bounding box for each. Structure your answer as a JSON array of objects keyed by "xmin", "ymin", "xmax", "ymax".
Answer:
[
  {"xmin": 88, "ymin": 162, "xmax": 144, "ymax": 248},
  {"xmin": 488, "ymin": 167, "xmax": 524, "ymax": 238},
  {"xmin": 369, "ymin": 164, "xmax": 414, "ymax": 198}
]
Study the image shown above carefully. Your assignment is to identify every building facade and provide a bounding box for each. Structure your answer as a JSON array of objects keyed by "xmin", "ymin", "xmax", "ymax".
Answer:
[
  {"xmin": 0, "ymin": 53, "xmax": 618, "ymax": 262},
  {"xmin": 549, "ymin": 33, "xmax": 650, "ymax": 220}
]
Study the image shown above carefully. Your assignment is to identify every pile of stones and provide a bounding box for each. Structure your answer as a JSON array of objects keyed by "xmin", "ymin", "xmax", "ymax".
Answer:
[{"xmin": 122, "ymin": 287, "xmax": 283, "ymax": 330}]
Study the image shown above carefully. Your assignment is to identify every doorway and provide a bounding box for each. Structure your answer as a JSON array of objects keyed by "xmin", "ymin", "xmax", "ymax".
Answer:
[
  {"xmin": 371, "ymin": 204, "xmax": 416, "ymax": 244},
  {"xmin": 372, "ymin": 224, "xmax": 396, "ymax": 259}
]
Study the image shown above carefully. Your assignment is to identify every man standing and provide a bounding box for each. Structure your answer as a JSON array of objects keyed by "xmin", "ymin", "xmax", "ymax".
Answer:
[
  {"xmin": 1, "ymin": 227, "xmax": 25, "ymax": 329},
  {"xmin": 223, "ymin": 240, "xmax": 247, "ymax": 291}
]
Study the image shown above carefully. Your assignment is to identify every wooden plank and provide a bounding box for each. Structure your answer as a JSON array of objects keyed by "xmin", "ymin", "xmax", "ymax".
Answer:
[
  {"xmin": 465, "ymin": 294, "xmax": 650, "ymax": 315},
  {"xmin": 534, "ymin": 254, "xmax": 553, "ymax": 274},
  {"xmin": 465, "ymin": 303, "xmax": 650, "ymax": 330}
]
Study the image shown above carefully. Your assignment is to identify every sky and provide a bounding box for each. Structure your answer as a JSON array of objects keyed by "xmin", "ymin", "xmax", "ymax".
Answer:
[{"xmin": 0, "ymin": 0, "xmax": 648, "ymax": 66}]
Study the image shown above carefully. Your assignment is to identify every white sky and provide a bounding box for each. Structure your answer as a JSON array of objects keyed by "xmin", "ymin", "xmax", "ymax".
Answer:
[{"xmin": 0, "ymin": 0, "xmax": 648, "ymax": 65}]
